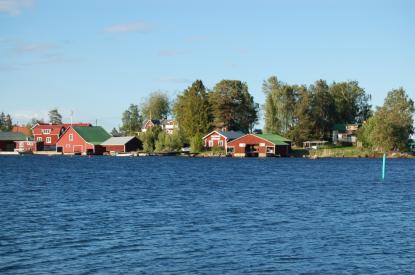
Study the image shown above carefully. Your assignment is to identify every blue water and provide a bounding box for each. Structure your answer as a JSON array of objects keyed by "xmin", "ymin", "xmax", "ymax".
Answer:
[{"xmin": 1, "ymin": 156, "xmax": 415, "ymax": 274}]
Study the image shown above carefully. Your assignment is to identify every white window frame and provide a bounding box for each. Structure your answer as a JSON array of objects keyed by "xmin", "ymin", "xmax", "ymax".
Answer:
[
  {"xmin": 219, "ymin": 140, "xmax": 224, "ymax": 147},
  {"xmin": 37, "ymin": 137, "xmax": 43, "ymax": 142},
  {"xmin": 42, "ymin": 129, "xmax": 51, "ymax": 134},
  {"xmin": 46, "ymin": 137, "xmax": 52, "ymax": 144},
  {"xmin": 69, "ymin": 134, "xmax": 74, "ymax": 141},
  {"xmin": 208, "ymin": 140, "xmax": 213, "ymax": 147}
]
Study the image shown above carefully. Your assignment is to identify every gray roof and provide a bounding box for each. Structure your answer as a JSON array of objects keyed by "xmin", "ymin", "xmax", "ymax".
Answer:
[
  {"xmin": 217, "ymin": 131, "xmax": 244, "ymax": 140},
  {"xmin": 101, "ymin": 136, "xmax": 136, "ymax": 145},
  {"xmin": 0, "ymin": 132, "xmax": 27, "ymax": 141}
]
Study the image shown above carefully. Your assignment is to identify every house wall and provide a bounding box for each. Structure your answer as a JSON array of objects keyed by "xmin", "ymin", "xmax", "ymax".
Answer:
[
  {"xmin": 56, "ymin": 127, "xmax": 94, "ymax": 154},
  {"xmin": 203, "ymin": 132, "xmax": 227, "ymax": 148},
  {"xmin": 104, "ymin": 145, "xmax": 125, "ymax": 153},
  {"xmin": 15, "ymin": 141, "xmax": 37, "ymax": 152},
  {"xmin": 32, "ymin": 126, "xmax": 64, "ymax": 146}
]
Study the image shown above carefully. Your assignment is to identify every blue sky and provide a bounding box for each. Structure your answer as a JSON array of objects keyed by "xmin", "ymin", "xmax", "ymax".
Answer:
[{"xmin": 1, "ymin": 0, "xmax": 414, "ymax": 130}]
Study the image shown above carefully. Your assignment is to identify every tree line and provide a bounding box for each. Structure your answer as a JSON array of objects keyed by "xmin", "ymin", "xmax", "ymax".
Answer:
[
  {"xmin": 0, "ymin": 112, "xmax": 13, "ymax": 131},
  {"xmin": 119, "ymin": 80, "xmax": 259, "ymax": 152},
  {"xmin": 121, "ymin": 76, "xmax": 413, "ymax": 153}
]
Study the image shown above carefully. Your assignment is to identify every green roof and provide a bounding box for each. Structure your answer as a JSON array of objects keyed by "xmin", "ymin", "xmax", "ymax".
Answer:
[
  {"xmin": 0, "ymin": 131, "xmax": 27, "ymax": 141},
  {"xmin": 73, "ymin": 126, "xmax": 111, "ymax": 145},
  {"xmin": 333, "ymin": 123, "xmax": 347, "ymax": 132},
  {"xmin": 255, "ymin": 133, "xmax": 290, "ymax": 145}
]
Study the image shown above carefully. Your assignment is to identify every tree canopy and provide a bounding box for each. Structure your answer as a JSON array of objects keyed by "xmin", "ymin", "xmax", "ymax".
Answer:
[
  {"xmin": 358, "ymin": 88, "xmax": 414, "ymax": 151},
  {"xmin": 120, "ymin": 104, "xmax": 143, "ymax": 136},
  {"xmin": 141, "ymin": 91, "xmax": 170, "ymax": 120},
  {"xmin": 209, "ymin": 80, "xmax": 258, "ymax": 133},
  {"xmin": 263, "ymin": 76, "xmax": 373, "ymax": 145},
  {"xmin": 0, "ymin": 112, "xmax": 13, "ymax": 131},
  {"xmin": 48, "ymin": 108, "xmax": 62, "ymax": 124},
  {"xmin": 173, "ymin": 80, "xmax": 212, "ymax": 141}
]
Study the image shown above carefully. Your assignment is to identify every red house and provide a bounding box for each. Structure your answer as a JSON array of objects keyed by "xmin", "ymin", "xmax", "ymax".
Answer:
[
  {"xmin": 32, "ymin": 123, "xmax": 91, "ymax": 150},
  {"xmin": 56, "ymin": 126, "xmax": 110, "ymax": 155},
  {"xmin": 227, "ymin": 133, "xmax": 291, "ymax": 157},
  {"xmin": 202, "ymin": 130, "xmax": 244, "ymax": 151}
]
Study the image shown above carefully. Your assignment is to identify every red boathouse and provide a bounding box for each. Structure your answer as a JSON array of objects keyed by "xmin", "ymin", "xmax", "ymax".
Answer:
[
  {"xmin": 227, "ymin": 133, "xmax": 291, "ymax": 157},
  {"xmin": 56, "ymin": 126, "xmax": 110, "ymax": 155}
]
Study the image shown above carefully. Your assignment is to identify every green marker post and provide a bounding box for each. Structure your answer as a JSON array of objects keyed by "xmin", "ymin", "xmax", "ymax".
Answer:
[{"xmin": 382, "ymin": 153, "xmax": 386, "ymax": 180}]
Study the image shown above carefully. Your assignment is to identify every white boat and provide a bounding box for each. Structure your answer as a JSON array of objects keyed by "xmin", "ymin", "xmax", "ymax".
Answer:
[{"xmin": 115, "ymin": 153, "xmax": 133, "ymax": 157}]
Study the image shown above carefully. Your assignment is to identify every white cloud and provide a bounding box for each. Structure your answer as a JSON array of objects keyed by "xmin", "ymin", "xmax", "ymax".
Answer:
[
  {"xmin": 0, "ymin": 0, "xmax": 34, "ymax": 16},
  {"xmin": 105, "ymin": 21, "xmax": 152, "ymax": 33}
]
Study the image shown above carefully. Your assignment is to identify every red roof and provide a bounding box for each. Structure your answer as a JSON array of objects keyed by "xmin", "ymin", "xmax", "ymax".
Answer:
[
  {"xmin": 12, "ymin": 126, "xmax": 31, "ymax": 137},
  {"xmin": 32, "ymin": 123, "xmax": 91, "ymax": 135}
]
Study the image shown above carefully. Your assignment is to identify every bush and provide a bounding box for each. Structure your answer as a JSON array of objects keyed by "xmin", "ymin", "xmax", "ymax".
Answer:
[{"xmin": 190, "ymin": 133, "xmax": 203, "ymax": 153}]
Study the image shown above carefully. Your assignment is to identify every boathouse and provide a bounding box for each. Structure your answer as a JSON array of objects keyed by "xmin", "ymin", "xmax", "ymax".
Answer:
[
  {"xmin": 203, "ymin": 130, "xmax": 244, "ymax": 151},
  {"xmin": 227, "ymin": 133, "xmax": 291, "ymax": 157},
  {"xmin": 0, "ymin": 132, "xmax": 27, "ymax": 152},
  {"xmin": 101, "ymin": 136, "xmax": 142, "ymax": 153},
  {"xmin": 56, "ymin": 126, "xmax": 111, "ymax": 155}
]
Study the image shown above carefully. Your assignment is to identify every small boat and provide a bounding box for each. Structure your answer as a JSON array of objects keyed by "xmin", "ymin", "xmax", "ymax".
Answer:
[{"xmin": 116, "ymin": 153, "xmax": 133, "ymax": 157}]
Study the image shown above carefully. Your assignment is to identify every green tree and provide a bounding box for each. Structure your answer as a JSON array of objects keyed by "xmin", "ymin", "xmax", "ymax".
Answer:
[
  {"xmin": 140, "ymin": 126, "xmax": 162, "ymax": 152},
  {"xmin": 359, "ymin": 88, "xmax": 414, "ymax": 151},
  {"xmin": 174, "ymin": 80, "xmax": 212, "ymax": 141},
  {"xmin": 329, "ymin": 81, "xmax": 371, "ymax": 124},
  {"xmin": 141, "ymin": 91, "xmax": 170, "ymax": 120},
  {"xmin": 209, "ymin": 80, "xmax": 258, "ymax": 132},
  {"xmin": 48, "ymin": 108, "xmax": 62, "ymax": 124},
  {"xmin": 287, "ymin": 85, "xmax": 315, "ymax": 146},
  {"xmin": 0, "ymin": 112, "xmax": 5, "ymax": 131},
  {"xmin": 154, "ymin": 130, "xmax": 184, "ymax": 152},
  {"xmin": 0, "ymin": 112, "xmax": 13, "ymax": 131},
  {"xmin": 120, "ymin": 104, "xmax": 143, "ymax": 136},
  {"xmin": 111, "ymin": 128, "xmax": 121, "ymax": 137},
  {"xmin": 310, "ymin": 80, "xmax": 336, "ymax": 139},
  {"xmin": 190, "ymin": 133, "xmax": 203, "ymax": 153},
  {"xmin": 263, "ymin": 76, "xmax": 296, "ymax": 134}
]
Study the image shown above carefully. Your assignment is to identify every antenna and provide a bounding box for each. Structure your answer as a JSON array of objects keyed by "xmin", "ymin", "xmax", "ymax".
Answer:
[{"xmin": 70, "ymin": 110, "xmax": 74, "ymax": 125}]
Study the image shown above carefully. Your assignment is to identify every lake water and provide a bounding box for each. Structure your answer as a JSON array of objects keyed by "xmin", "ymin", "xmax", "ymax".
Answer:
[{"xmin": 1, "ymin": 156, "xmax": 415, "ymax": 274}]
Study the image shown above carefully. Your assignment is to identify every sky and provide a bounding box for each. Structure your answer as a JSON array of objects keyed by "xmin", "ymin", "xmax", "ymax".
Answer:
[{"xmin": 1, "ymin": 0, "xmax": 414, "ymax": 131}]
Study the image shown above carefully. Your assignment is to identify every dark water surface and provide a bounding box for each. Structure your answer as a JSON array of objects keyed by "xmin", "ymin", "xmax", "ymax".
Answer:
[{"xmin": 1, "ymin": 156, "xmax": 415, "ymax": 274}]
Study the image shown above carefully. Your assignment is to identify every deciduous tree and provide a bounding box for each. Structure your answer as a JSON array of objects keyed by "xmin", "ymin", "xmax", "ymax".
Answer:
[
  {"xmin": 120, "ymin": 104, "xmax": 143, "ymax": 136},
  {"xmin": 209, "ymin": 80, "xmax": 258, "ymax": 133},
  {"xmin": 141, "ymin": 91, "xmax": 170, "ymax": 120}
]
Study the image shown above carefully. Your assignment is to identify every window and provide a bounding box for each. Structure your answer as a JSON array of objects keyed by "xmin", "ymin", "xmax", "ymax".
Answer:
[
  {"xmin": 219, "ymin": 140, "xmax": 224, "ymax": 147},
  {"xmin": 69, "ymin": 134, "xmax": 73, "ymax": 141},
  {"xmin": 42, "ymin": 129, "xmax": 51, "ymax": 134},
  {"xmin": 37, "ymin": 137, "xmax": 43, "ymax": 142},
  {"xmin": 208, "ymin": 140, "xmax": 213, "ymax": 147},
  {"xmin": 46, "ymin": 137, "xmax": 51, "ymax": 144}
]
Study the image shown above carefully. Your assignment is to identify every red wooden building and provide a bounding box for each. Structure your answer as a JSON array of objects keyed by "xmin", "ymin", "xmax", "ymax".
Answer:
[
  {"xmin": 202, "ymin": 130, "xmax": 244, "ymax": 151},
  {"xmin": 32, "ymin": 123, "xmax": 91, "ymax": 150},
  {"xmin": 227, "ymin": 133, "xmax": 291, "ymax": 157},
  {"xmin": 101, "ymin": 136, "xmax": 142, "ymax": 153},
  {"xmin": 56, "ymin": 126, "xmax": 110, "ymax": 155}
]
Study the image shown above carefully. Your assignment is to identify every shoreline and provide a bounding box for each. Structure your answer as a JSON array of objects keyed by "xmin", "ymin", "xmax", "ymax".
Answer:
[{"xmin": 0, "ymin": 151, "xmax": 413, "ymax": 159}]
